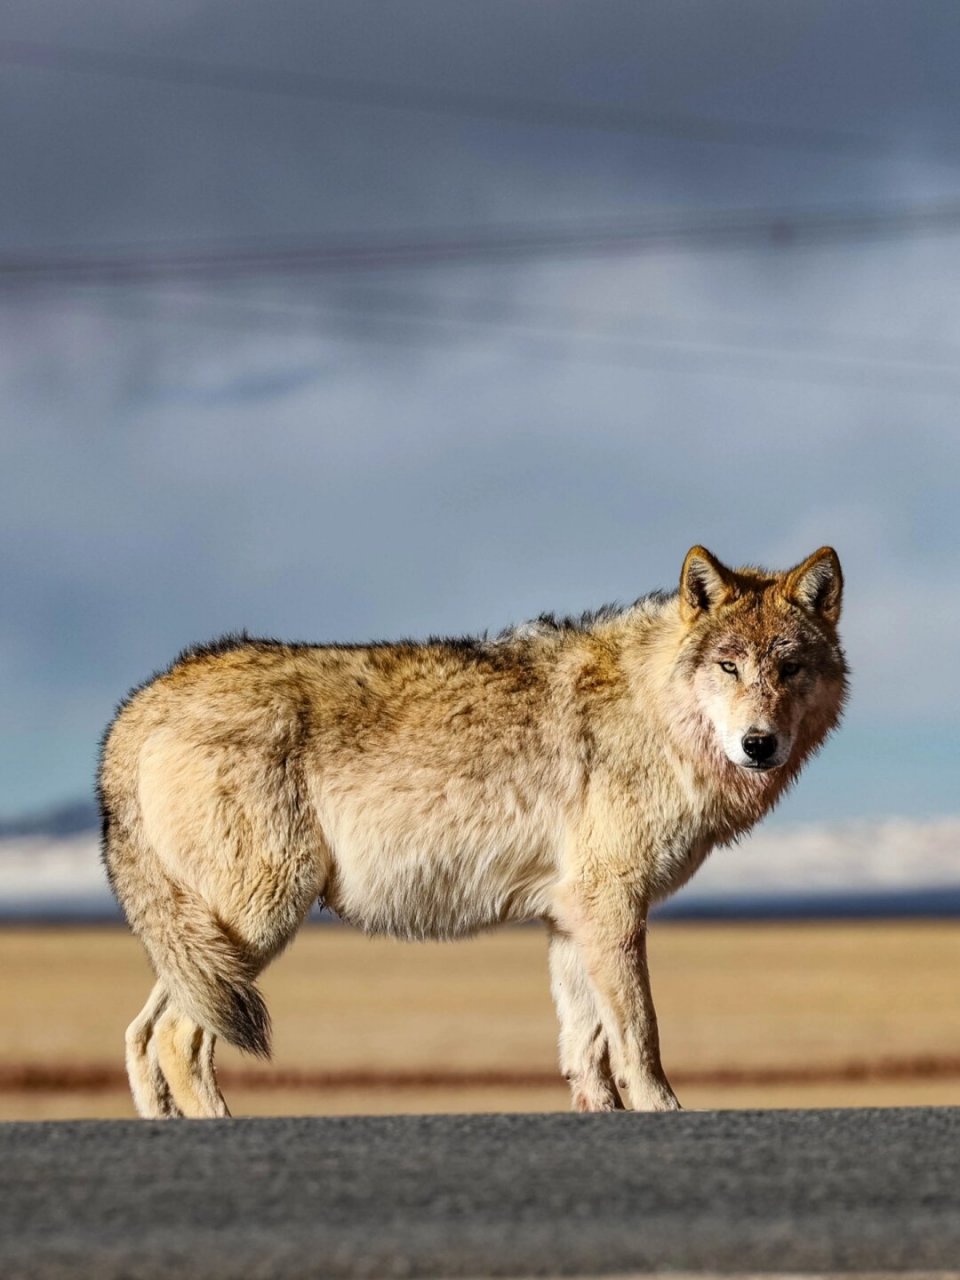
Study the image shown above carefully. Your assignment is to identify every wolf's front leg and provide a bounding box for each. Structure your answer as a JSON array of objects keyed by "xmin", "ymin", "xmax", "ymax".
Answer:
[
  {"xmin": 548, "ymin": 928, "xmax": 624, "ymax": 1112},
  {"xmin": 559, "ymin": 885, "xmax": 680, "ymax": 1112}
]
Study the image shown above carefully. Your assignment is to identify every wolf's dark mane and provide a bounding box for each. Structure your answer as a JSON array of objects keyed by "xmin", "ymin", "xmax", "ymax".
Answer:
[
  {"xmin": 502, "ymin": 590, "xmax": 674, "ymax": 638},
  {"xmin": 167, "ymin": 588, "xmax": 677, "ymax": 667}
]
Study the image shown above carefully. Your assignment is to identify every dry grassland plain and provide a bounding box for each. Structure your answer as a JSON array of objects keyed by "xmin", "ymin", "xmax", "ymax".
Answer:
[{"xmin": 2, "ymin": 922, "xmax": 960, "ymax": 1119}]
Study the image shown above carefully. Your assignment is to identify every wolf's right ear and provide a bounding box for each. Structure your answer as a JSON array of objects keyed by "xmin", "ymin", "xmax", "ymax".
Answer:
[
  {"xmin": 783, "ymin": 546, "xmax": 843, "ymax": 624},
  {"xmin": 679, "ymin": 546, "xmax": 737, "ymax": 621}
]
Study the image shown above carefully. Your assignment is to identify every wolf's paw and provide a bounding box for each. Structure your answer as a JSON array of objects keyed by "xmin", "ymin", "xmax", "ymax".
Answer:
[
  {"xmin": 570, "ymin": 1078, "xmax": 624, "ymax": 1113},
  {"xmin": 644, "ymin": 1091, "xmax": 682, "ymax": 1113},
  {"xmin": 626, "ymin": 1078, "xmax": 682, "ymax": 1112},
  {"xmin": 572, "ymin": 1091, "xmax": 622, "ymax": 1113}
]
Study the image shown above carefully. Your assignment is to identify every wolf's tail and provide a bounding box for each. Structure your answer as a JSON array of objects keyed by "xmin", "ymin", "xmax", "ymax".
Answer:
[{"xmin": 104, "ymin": 820, "xmax": 271, "ymax": 1059}]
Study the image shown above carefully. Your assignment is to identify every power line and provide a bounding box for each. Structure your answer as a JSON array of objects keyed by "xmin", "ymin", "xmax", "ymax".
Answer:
[
  {"xmin": 324, "ymin": 282, "xmax": 960, "ymax": 369},
  {"xmin": 0, "ymin": 37, "xmax": 884, "ymax": 155},
  {"xmin": 4, "ymin": 200, "xmax": 960, "ymax": 284},
  {"xmin": 52, "ymin": 283, "xmax": 960, "ymax": 396}
]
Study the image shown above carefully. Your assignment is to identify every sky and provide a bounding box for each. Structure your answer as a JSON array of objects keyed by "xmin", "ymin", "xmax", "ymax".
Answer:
[{"xmin": 1, "ymin": 1, "xmax": 959, "ymax": 823}]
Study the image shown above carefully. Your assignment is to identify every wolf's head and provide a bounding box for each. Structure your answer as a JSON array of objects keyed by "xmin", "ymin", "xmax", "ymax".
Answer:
[{"xmin": 674, "ymin": 544, "xmax": 847, "ymax": 775}]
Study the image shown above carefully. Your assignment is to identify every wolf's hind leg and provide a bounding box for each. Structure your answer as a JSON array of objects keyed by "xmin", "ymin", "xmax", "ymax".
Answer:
[
  {"xmin": 125, "ymin": 982, "xmax": 183, "ymax": 1119},
  {"xmin": 153, "ymin": 1007, "xmax": 231, "ymax": 1118},
  {"xmin": 549, "ymin": 930, "xmax": 624, "ymax": 1112},
  {"xmin": 197, "ymin": 1029, "xmax": 231, "ymax": 1117}
]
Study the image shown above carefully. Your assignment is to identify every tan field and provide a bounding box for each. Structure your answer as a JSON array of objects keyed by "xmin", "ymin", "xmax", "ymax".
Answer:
[{"xmin": 2, "ymin": 920, "xmax": 960, "ymax": 1120}]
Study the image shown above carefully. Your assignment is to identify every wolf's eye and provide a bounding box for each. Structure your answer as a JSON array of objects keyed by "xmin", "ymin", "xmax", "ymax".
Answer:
[
  {"xmin": 781, "ymin": 661, "xmax": 802, "ymax": 678},
  {"xmin": 719, "ymin": 661, "xmax": 738, "ymax": 676}
]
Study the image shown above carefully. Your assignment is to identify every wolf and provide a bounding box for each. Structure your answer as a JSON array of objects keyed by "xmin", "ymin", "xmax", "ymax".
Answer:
[{"xmin": 99, "ymin": 545, "xmax": 846, "ymax": 1118}]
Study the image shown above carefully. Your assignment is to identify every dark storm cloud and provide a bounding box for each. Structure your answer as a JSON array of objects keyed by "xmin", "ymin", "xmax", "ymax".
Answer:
[
  {"xmin": 3, "ymin": 0, "xmax": 960, "ymax": 247},
  {"xmin": 1, "ymin": 1, "xmax": 960, "ymax": 819}
]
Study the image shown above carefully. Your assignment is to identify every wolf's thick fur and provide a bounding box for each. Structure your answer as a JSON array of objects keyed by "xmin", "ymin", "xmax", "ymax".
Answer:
[{"xmin": 100, "ymin": 546, "xmax": 846, "ymax": 1117}]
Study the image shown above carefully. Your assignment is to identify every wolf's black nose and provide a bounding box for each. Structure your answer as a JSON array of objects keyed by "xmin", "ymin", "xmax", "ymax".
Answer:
[{"xmin": 742, "ymin": 732, "xmax": 777, "ymax": 763}]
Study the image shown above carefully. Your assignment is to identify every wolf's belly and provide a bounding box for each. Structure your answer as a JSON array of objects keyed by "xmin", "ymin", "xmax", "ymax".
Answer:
[
  {"xmin": 315, "ymin": 779, "xmax": 562, "ymax": 939},
  {"xmin": 326, "ymin": 842, "xmax": 558, "ymax": 939}
]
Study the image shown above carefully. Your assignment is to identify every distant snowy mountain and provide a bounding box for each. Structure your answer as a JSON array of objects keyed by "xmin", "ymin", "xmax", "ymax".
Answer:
[
  {"xmin": 0, "ymin": 799, "xmax": 98, "ymax": 839},
  {"xmin": 1, "ymin": 815, "xmax": 959, "ymax": 921},
  {"xmin": 0, "ymin": 833, "xmax": 113, "ymax": 919},
  {"xmin": 681, "ymin": 816, "xmax": 960, "ymax": 899}
]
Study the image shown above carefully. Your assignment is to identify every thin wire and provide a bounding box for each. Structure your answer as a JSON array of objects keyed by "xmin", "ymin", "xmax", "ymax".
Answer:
[
  {"xmin": 296, "ymin": 280, "xmax": 960, "ymax": 369},
  {"xmin": 0, "ymin": 37, "xmax": 884, "ymax": 154},
  {"xmin": 45, "ymin": 283, "xmax": 960, "ymax": 396},
  {"xmin": 5, "ymin": 199, "xmax": 960, "ymax": 285}
]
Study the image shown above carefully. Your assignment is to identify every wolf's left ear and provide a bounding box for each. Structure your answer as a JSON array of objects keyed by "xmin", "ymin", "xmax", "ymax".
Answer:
[
  {"xmin": 679, "ymin": 546, "xmax": 737, "ymax": 621},
  {"xmin": 783, "ymin": 547, "xmax": 843, "ymax": 624}
]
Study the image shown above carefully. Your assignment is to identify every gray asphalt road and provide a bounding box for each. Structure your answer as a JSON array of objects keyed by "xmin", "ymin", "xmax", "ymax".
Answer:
[{"xmin": 2, "ymin": 1109, "xmax": 959, "ymax": 1278}]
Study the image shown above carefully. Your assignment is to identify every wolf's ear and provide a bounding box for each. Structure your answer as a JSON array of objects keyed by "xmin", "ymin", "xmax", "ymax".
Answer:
[
  {"xmin": 679, "ymin": 546, "xmax": 737, "ymax": 621},
  {"xmin": 783, "ymin": 547, "xmax": 843, "ymax": 624}
]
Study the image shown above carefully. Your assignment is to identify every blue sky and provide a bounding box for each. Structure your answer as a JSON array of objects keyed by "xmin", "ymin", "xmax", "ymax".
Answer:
[{"xmin": 1, "ymin": 1, "xmax": 959, "ymax": 823}]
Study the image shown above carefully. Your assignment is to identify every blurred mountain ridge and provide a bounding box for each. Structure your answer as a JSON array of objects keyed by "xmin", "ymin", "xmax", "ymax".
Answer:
[
  {"xmin": 0, "ymin": 810, "xmax": 959, "ymax": 922},
  {"xmin": 0, "ymin": 799, "xmax": 98, "ymax": 839}
]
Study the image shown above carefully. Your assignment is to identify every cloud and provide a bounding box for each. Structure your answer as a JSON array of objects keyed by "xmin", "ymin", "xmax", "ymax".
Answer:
[{"xmin": 1, "ymin": 0, "xmax": 959, "ymax": 815}]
